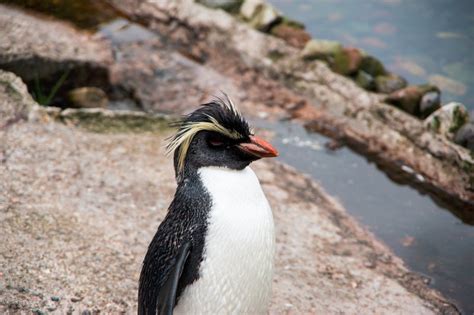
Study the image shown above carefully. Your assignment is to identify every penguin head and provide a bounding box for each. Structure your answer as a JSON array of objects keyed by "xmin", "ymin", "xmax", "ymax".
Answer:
[{"xmin": 167, "ymin": 95, "xmax": 278, "ymax": 181}]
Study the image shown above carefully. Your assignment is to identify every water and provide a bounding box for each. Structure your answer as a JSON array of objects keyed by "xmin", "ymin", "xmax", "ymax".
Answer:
[
  {"xmin": 259, "ymin": 120, "xmax": 474, "ymax": 314},
  {"xmin": 269, "ymin": 0, "xmax": 474, "ymax": 109}
]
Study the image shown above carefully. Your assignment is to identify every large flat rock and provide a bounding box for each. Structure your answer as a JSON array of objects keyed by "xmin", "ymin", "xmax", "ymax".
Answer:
[
  {"xmin": 0, "ymin": 5, "xmax": 112, "ymax": 86},
  {"xmin": 0, "ymin": 72, "xmax": 457, "ymax": 314}
]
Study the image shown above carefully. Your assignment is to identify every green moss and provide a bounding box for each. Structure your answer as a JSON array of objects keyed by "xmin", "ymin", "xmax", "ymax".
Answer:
[
  {"xmin": 279, "ymin": 16, "xmax": 305, "ymax": 30},
  {"xmin": 359, "ymin": 55, "xmax": 386, "ymax": 77},
  {"xmin": 197, "ymin": 0, "xmax": 244, "ymax": 14},
  {"xmin": 60, "ymin": 111, "xmax": 173, "ymax": 134},
  {"xmin": 267, "ymin": 50, "xmax": 286, "ymax": 61},
  {"xmin": 449, "ymin": 106, "xmax": 468, "ymax": 133},
  {"xmin": 430, "ymin": 116, "xmax": 441, "ymax": 132},
  {"xmin": 461, "ymin": 160, "xmax": 474, "ymax": 174}
]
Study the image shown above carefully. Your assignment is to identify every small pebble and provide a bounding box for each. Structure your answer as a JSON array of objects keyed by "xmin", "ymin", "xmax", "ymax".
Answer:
[
  {"xmin": 364, "ymin": 261, "xmax": 376, "ymax": 269},
  {"xmin": 71, "ymin": 296, "xmax": 83, "ymax": 302},
  {"xmin": 51, "ymin": 296, "xmax": 60, "ymax": 302}
]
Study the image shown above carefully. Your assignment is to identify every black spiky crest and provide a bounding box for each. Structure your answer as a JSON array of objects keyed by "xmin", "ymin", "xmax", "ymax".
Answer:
[{"xmin": 167, "ymin": 95, "xmax": 251, "ymax": 175}]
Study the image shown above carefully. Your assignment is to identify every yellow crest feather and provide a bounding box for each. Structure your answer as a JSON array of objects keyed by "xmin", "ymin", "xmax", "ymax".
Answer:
[{"xmin": 167, "ymin": 96, "xmax": 245, "ymax": 174}]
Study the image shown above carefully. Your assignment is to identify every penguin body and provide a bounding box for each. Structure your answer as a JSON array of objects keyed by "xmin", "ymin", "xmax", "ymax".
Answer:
[
  {"xmin": 174, "ymin": 166, "xmax": 274, "ymax": 314},
  {"xmin": 138, "ymin": 96, "xmax": 278, "ymax": 315}
]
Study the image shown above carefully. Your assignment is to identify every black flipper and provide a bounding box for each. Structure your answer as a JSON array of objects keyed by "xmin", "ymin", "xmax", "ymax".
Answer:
[{"xmin": 156, "ymin": 241, "xmax": 192, "ymax": 315}]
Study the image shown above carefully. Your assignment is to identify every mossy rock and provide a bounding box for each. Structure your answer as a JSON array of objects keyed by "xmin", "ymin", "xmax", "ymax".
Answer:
[
  {"xmin": 301, "ymin": 39, "xmax": 343, "ymax": 63},
  {"xmin": 424, "ymin": 102, "xmax": 469, "ymax": 139},
  {"xmin": 354, "ymin": 70, "xmax": 375, "ymax": 90},
  {"xmin": 386, "ymin": 84, "xmax": 439, "ymax": 116},
  {"xmin": 279, "ymin": 16, "xmax": 305, "ymax": 30},
  {"xmin": 332, "ymin": 47, "xmax": 364, "ymax": 75},
  {"xmin": 374, "ymin": 74, "xmax": 407, "ymax": 94},
  {"xmin": 270, "ymin": 23, "xmax": 310, "ymax": 48},
  {"xmin": 359, "ymin": 55, "xmax": 386, "ymax": 77}
]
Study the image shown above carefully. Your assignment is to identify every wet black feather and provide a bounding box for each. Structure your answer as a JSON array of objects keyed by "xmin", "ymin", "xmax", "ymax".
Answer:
[{"xmin": 138, "ymin": 172, "xmax": 211, "ymax": 315}]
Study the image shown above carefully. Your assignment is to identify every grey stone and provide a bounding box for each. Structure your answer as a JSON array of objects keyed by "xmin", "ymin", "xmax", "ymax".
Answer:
[
  {"xmin": 454, "ymin": 123, "xmax": 474, "ymax": 151},
  {"xmin": 419, "ymin": 91, "xmax": 441, "ymax": 119}
]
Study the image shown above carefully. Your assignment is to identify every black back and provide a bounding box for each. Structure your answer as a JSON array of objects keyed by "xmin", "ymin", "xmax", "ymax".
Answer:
[{"xmin": 138, "ymin": 171, "xmax": 211, "ymax": 314}]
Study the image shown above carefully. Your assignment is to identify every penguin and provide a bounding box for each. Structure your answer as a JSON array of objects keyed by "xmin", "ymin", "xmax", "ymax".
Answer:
[{"xmin": 138, "ymin": 95, "xmax": 278, "ymax": 315}]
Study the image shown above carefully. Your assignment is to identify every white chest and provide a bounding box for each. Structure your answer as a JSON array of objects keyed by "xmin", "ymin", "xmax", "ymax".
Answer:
[{"xmin": 174, "ymin": 166, "xmax": 275, "ymax": 315}]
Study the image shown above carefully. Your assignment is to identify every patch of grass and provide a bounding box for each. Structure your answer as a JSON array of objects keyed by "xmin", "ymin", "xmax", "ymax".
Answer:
[{"xmin": 32, "ymin": 70, "xmax": 70, "ymax": 106}]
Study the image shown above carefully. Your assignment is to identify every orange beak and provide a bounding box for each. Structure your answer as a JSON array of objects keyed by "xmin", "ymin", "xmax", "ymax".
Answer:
[{"xmin": 238, "ymin": 135, "xmax": 279, "ymax": 158}]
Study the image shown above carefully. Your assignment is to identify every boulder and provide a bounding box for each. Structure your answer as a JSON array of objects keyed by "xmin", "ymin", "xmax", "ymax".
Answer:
[
  {"xmin": 419, "ymin": 90, "xmax": 441, "ymax": 119},
  {"xmin": 270, "ymin": 23, "xmax": 310, "ymax": 48},
  {"xmin": 332, "ymin": 47, "xmax": 364, "ymax": 75},
  {"xmin": 0, "ymin": 5, "xmax": 112, "ymax": 83},
  {"xmin": 240, "ymin": 0, "xmax": 281, "ymax": 32},
  {"xmin": 454, "ymin": 123, "xmax": 474, "ymax": 151},
  {"xmin": 386, "ymin": 84, "xmax": 439, "ymax": 116},
  {"xmin": 0, "ymin": 70, "xmax": 37, "ymax": 129},
  {"xmin": 354, "ymin": 70, "xmax": 375, "ymax": 90},
  {"xmin": 240, "ymin": 0, "xmax": 262, "ymax": 19},
  {"xmin": 301, "ymin": 39, "xmax": 343, "ymax": 63},
  {"xmin": 374, "ymin": 73, "xmax": 407, "ymax": 94},
  {"xmin": 67, "ymin": 87, "xmax": 108, "ymax": 109},
  {"xmin": 359, "ymin": 55, "xmax": 386, "ymax": 77},
  {"xmin": 424, "ymin": 102, "xmax": 469, "ymax": 139}
]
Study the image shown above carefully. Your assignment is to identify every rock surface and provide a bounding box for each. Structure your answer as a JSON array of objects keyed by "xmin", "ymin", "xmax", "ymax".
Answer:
[
  {"xmin": 0, "ymin": 4, "xmax": 112, "ymax": 86},
  {"xmin": 0, "ymin": 71, "xmax": 456, "ymax": 314}
]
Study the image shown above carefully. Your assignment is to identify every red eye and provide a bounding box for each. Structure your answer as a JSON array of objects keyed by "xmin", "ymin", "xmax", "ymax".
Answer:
[{"xmin": 208, "ymin": 137, "xmax": 224, "ymax": 147}]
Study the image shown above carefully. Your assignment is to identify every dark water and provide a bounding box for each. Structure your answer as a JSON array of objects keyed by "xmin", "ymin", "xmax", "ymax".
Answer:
[
  {"xmin": 259, "ymin": 120, "xmax": 474, "ymax": 314},
  {"xmin": 269, "ymin": 0, "xmax": 474, "ymax": 109}
]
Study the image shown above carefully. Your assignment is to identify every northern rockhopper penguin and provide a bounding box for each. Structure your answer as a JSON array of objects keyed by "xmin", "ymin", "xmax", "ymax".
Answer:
[{"xmin": 138, "ymin": 96, "xmax": 278, "ymax": 315}]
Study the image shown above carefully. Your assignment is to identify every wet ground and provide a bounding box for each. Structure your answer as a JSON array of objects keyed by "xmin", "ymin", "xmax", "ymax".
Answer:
[
  {"xmin": 258, "ymin": 120, "xmax": 474, "ymax": 313},
  {"xmin": 269, "ymin": 0, "xmax": 474, "ymax": 109}
]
